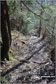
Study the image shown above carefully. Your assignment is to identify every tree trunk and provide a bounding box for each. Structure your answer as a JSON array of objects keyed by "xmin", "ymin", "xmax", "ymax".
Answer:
[
  {"xmin": 38, "ymin": 9, "xmax": 43, "ymax": 37},
  {"xmin": 1, "ymin": 1, "xmax": 11, "ymax": 61}
]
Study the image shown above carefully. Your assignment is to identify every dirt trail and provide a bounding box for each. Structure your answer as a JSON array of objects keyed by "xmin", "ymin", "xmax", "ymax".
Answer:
[{"xmin": 1, "ymin": 32, "xmax": 56, "ymax": 84}]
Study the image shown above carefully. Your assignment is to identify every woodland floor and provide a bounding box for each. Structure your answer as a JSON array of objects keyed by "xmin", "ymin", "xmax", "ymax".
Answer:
[{"xmin": 1, "ymin": 31, "xmax": 56, "ymax": 84}]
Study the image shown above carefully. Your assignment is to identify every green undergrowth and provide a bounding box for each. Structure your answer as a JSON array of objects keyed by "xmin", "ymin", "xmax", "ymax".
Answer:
[
  {"xmin": 8, "ymin": 52, "xmax": 17, "ymax": 61},
  {"xmin": 9, "ymin": 53, "xmax": 17, "ymax": 61},
  {"xmin": 1, "ymin": 77, "xmax": 7, "ymax": 83},
  {"xmin": 5, "ymin": 52, "xmax": 17, "ymax": 62}
]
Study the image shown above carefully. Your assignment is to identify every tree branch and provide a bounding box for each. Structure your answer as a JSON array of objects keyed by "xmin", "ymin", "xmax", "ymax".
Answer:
[
  {"xmin": 36, "ymin": 0, "xmax": 52, "ymax": 12},
  {"xmin": 21, "ymin": 1, "xmax": 41, "ymax": 18}
]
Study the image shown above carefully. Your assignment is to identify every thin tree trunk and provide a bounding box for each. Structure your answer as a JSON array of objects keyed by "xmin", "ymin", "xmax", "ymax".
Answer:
[{"xmin": 38, "ymin": 9, "xmax": 43, "ymax": 37}]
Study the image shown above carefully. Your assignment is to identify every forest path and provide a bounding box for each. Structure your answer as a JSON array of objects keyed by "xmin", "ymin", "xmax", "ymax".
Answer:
[{"xmin": 1, "ymin": 31, "xmax": 56, "ymax": 84}]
